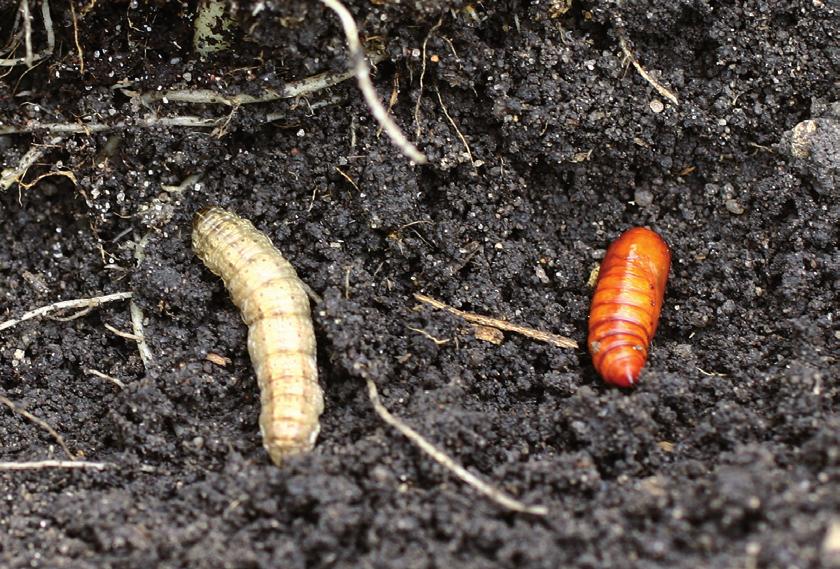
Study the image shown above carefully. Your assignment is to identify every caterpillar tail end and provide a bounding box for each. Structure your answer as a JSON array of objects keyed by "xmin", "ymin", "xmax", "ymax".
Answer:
[
  {"xmin": 604, "ymin": 362, "xmax": 641, "ymax": 388},
  {"xmin": 265, "ymin": 436, "xmax": 320, "ymax": 467}
]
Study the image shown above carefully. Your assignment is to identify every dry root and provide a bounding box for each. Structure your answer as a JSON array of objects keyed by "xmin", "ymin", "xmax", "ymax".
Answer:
[
  {"xmin": 0, "ymin": 0, "xmax": 54, "ymax": 67},
  {"xmin": 414, "ymin": 293, "xmax": 578, "ymax": 349},
  {"xmin": 0, "ymin": 460, "xmax": 111, "ymax": 471},
  {"xmin": 365, "ymin": 375, "xmax": 548, "ymax": 515},
  {"xmin": 617, "ymin": 34, "xmax": 679, "ymax": 106},
  {"xmin": 0, "ymin": 395, "xmax": 74, "ymax": 459},
  {"xmin": 0, "ymin": 292, "xmax": 133, "ymax": 332},
  {"xmin": 320, "ymin": 0, "xmax": 427, "ymax": 164}
]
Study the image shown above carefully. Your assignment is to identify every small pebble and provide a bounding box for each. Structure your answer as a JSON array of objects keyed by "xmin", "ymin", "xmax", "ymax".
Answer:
[
  {"xmin": 672, "ymin": 344, "xmax": 693, "ymax": 358},
  {"xmin": 725, "ymin": 199, "xmax": 745, "ymax": 215},
  {"xmin": 634, "ymin": 188, "xmax": 654, "ymax": 207},
  {"xmin": 650, "ymin": 99, "xmax": 665, "ymax": 113}
]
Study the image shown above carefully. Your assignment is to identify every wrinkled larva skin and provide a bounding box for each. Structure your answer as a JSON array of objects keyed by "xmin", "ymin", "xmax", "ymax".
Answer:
[
  {"xmin": 588, "ymin": 227, "xmax": 671, "ymax": 388},
  {"xmin": 192, "ymin": 207, "xmax": 324, "ymax": 465}
]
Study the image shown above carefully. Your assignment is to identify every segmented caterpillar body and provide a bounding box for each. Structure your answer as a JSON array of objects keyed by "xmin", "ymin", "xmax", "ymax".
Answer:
[
  {"xmin": 588, "ymin": 227, "xmax": 671, "ymax": 387},
  {"xmin": 192, "ymin": 207, "xmax": 324, "ymax": 464}
]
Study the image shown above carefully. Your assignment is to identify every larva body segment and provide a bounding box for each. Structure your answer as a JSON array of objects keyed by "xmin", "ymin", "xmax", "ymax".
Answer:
[
  {"xmin": 192, "ymin": 207, "xmax": 324, "ymax": 464},
  {"xmin": 588, "ymin": 227, "xmax": 671, "ymax": 387}
]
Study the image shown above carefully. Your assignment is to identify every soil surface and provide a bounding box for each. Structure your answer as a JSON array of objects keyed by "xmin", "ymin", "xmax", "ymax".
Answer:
[{"xmin": 1, "ymin": 1, "xmax": 839, "ymax": 568}]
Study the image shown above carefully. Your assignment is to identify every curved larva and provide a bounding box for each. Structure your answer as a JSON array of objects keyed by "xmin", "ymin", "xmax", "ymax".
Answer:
[
  {"xmin": 588, "ymin": 227, "xmax": 671, "ymax": 388},
  {"xmin": 192, "ymin": 207, "xmax": 324, "ymax": 464}
]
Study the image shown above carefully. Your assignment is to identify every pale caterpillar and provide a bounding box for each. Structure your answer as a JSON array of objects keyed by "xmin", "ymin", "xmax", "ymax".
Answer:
[{"xmin": 192, "ymin": 207, "xmax": 324, "ymax": 465}]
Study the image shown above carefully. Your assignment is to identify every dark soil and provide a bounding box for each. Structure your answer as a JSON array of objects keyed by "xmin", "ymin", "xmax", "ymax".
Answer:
[{"xmin": 1, "ymin": 1, "xmax": 839, "ymax": 567}]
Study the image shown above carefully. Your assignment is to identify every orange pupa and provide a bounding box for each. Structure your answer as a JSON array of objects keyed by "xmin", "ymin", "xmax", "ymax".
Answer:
[{"xmin": 588, "ymin": 227, "xmax": 671, "ymax": 387}]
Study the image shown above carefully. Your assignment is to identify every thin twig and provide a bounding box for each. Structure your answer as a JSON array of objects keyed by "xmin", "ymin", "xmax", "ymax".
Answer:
[
  {"xmin": 0, "ymin": 460, "xmax": 110, "ymax": 471},
  {"xmin": 300, "ymin": 281, "xmax": 324, "ymax": 305},
  {"xmin": 49, "ymin": 306, "xmax": 94, "ymax": 322},
  {"xmin": 0, "ymin": 101, "xmax": 344, "ymax": 136},
  {"xmin": 414, "ymin": 17, "xmax": 443, "ymax": 138},
  {"xmin": 1, "ymin": 68, "xmax": 355, "ymax": 135},
  {"xmin": 0, "ymin": 115, "xmax": 221, "ymax": 136},
  {"xmin": 378, "ymin": 73, "xmax": 399, "ymax": 136},
  {"xmin": 0, "ymin": 137, "xmax": 62, "ymax": 190},
  {"xmin": 1, "ymin": 5, "xmax": 23, "ymax": 57},
  {"xmin": 0, "ymin": 292, "xmax": 133, "ymax": 332},
  {"xmin": 84, "ymin": 368, "xmax": 126, "ymax": 389},
  {"xmin": 130, "ymin": 234, "xmax": 154, "ymax": 369},
  {"xmin": 22, "ymin": 0, "xmax": 33, "ymax": 66},
  {"xmin": 138, "ymin": 53, "xmax": 384, "ymax": 106},
  {"xmin": 40, "ymin": 0, "xmax": 54, "ymax": 57},
  {"xmin": 696, "ymin": 367, "xmax": 727, "ymax": 377},
  {"xmin": 344, "ymin": 265, "xmax": 352, "ymax": 299},
  {"xmin": 365, "ymin": 377, "xmax": 547, "ymax": 515},
  {"xmin": 128, "ymin": 302, "xmax": 154, "ymax": 367},
  {"xmin": 435, "ymin": 87, "xmax": 476, "ymax": 169},
  {"xmin": 104, "ymin": 322, "xmax": 142, "ymax": 341},
  {"xmin": 414, "ymin": 293, "xmax": 578, "ymax": 349},
  {"xmin": 69, "ymin": 0, "xmax": 84, "ymax": 73},
  {"xmin": 19, "ymin": 168, "xmax": 77, "ymax": 190},
  {"xmin": 0, "ymin": 0, "xmax": 53, "ymax": 67},
  {"xmin": 1, "ymin": 145, "xmax": 43, "ymax": 189},
  {"xmin": 617, "ymin": 34, "xmax": 679, "ymax": 106},
  {"xmin": 334, "ymin": 166, "xmax": 360, "ymax": 192},
  {"xmin": 0, "ymin": 395, "xmax": 75, "ymax": 459},
  {"xmin": 320, "ymin": 0, "xmax": 427, "ymax": 164},
  {"xmin": 406, "ymin": 325, "xmax": 450, "ymax": 345}
]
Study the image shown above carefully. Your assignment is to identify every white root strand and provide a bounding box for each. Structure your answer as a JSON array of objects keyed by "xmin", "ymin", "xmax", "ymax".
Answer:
[
  {"xmin": 0, "ymin": 460, "xmax": 111, "ymax": 471},
  {"xmin": 130, "ymin": 234, "xmax": 154, "ymax": 369},
  {"xmin": 139, "ymin": 52, "xmax": 384, "ymax": 106},
  {"xmin": 0, "ymin": 0, "xmax": 53, "ymax": 67},
  {"xmin": 0, "ymin": 67, "xmax": 357, "ymax": 136},
  {"xmin": 319, "ymin": 0, "xmax": 427, "ymax": 164},
  {"xmin": 84, "ymin": 368, "xmax": 126, "ymax": 389},
  {"xmin": 0, "ymin": 135, "xmax": 67, "ymax": 190},
  {"xmin": 0, "ymin": 292, "xmax": 133, "ymax": 332}
]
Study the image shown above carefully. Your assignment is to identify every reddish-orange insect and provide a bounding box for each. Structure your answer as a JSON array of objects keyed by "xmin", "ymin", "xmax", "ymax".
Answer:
[{"xmin": 588, "ymin": 227, "xmax": 671, "ymax": 387}]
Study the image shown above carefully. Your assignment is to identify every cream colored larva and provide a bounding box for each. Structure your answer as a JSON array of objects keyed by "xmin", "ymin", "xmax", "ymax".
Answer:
[{"xmin": 192, "ymin": 207, "xmax": 324, "ymax": 465}]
